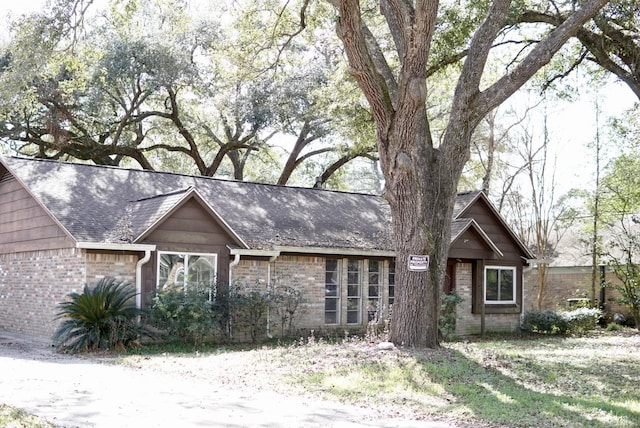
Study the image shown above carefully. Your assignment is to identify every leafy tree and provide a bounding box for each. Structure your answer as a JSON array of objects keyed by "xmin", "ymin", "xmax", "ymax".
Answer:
[
  {"xmin": 517, "ymin": 0, "xmax": 640, "ymax": 100},
  {"xmin": 54, "ymin": 277, "xmax": 147, "ymax": 352},
  {"xmin": 0, "ymin": 0, "xmax": 378, "ymax": 187},
  {"xmin": 600, "ymin": 153, "xmax": 640, "ymax": 328},
  {"xmin": 326, "ymin": 0, "xmax": 609, "ymax": 347}
]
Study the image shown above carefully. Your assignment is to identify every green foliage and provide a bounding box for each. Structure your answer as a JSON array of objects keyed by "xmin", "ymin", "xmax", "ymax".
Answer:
[
  {"xmin": 521, "ymin": 308, "xmax": 602, "ymax": 335},
  {"xmin": 149, "ymin": 279, "xmax": 307, "ymax": 345},
  {"xmin": 521, "ymin": 310, "xmax": 569, "ymax": 334},
  {"xmin": 439, "ymin": 289, "xmax": 463, "ymax": 341},
  {"xmin": 53, "ymin": 277, "xmax": 146, "ymax": 353},
  {"xmin": 228, "ymin": 283, "xmax": 272, "ymax": 343},
  {"xmin": 148, "ymin": 282, "xmax": 222, "ymax": 346}
]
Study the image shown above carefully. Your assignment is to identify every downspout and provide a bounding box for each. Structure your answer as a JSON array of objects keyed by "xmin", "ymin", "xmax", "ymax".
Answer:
[
  {"xmin": 229, "ymin": 253, "xmax": 241, "ymax": 285},
  {"xmin": 228, "ymin": 253, "xmax": 241, "ymax": 339},
  {"xmin": 266, "ymin": 254, "xmax": 279, "ymax": 339},
  {"xmin": 136, "ymin": 250, "xmax": 152, "ymax": 310}
]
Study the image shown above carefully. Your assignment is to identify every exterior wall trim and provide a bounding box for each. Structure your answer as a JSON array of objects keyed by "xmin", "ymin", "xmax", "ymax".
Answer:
[
  {"xmin": 76, "ymin": 242, "xmax": 157, "ymax": 251},
  {"xmin": 274, "ymin": 245, "xmax": 395, "ymax": 257}
]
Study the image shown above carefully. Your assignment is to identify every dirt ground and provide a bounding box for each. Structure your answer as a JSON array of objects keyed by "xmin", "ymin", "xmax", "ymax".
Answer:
[{"xmin": 0, "ymin": 332, "xmax": 454, "ymax": 428}]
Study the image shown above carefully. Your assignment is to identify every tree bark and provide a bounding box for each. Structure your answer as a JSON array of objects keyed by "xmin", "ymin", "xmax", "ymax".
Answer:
[{"xmin": 329, "ymin": 0, "xmax": 609, "ymax": 347}]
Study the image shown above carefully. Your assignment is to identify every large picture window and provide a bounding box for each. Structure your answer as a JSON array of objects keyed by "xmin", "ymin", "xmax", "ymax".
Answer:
[
  {"xmin": 325, "ymin": 258, "xmax": 340, "ymax": 324},
  {"xmin": 158, "ymin": 252, "xmax": 217, "ymax": 299},
  {"xmin": 485, "ymin": 266, "xmax": 516, "ymax": 304}
]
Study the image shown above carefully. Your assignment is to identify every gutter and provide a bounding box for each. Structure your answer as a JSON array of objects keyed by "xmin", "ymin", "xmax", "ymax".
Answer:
[
  {"xmin": 76, "ymin": 242, "xmax": 156, "ymax": 252},
  {"xmin": 135, "ymin": 250, "xmax": 153, "ymax": 309}
]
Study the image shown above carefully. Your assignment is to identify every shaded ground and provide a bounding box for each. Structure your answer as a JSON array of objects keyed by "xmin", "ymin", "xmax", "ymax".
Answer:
[{"xmin": 0, "ymin": 332, "xmax": 452, "ymax": 428}]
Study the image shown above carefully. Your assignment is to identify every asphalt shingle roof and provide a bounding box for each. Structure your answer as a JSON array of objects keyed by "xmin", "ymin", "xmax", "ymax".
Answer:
[{"xmin": 2, "ymin": 156, "xmax": 393, "ymax": 251}]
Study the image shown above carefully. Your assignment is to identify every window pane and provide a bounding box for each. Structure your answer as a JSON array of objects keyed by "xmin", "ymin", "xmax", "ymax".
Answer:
[
  {"xmin": 326, "ymin": 284, "xmax": 338, "ymax": 297},
  {"xmin": 346, "ymin": 311, "xmax": 359, "ymax": 324},
  {"xmin": 347, "ymin": 272, "xmax": 359, "ymax": 285},
  {"xmin": 326, "ymin": 259, "xmax": 338, "ymax": 272},
  {"xmin": 325, "ymin": 298, "xmax": 337, "ymax": 311},
  {"xmin": 485, "ymin": 268, "xmax": 498, "ymax": 301},
  {"xmin": 158, "ymin": 253, "xmax": 186, "ymax": 289},
  {"xmin": 187, "ymin": 255, "xmax": 216, "ymax": 287},
  {"xmin": 368, "ymin": 285, "xmax": 379, "ymax": 297},
  {"xmin": 500, "ymin": 270, "xmax": 514, "ymax": 301},
  {"xmin": 348, "ymin": 283, "xmax": 360, "ymax": 297},
  {"xmin": 325, "ymin": 312, "xmax": 337, "ymax": 324}
]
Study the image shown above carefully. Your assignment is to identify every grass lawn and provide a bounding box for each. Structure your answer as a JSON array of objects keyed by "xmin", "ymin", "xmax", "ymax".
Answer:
[
  {"xmin": 125, "ymin": 330, "xmax": 640, "ymax": 427},
  {"xmin": 4, "ymin": 330, "xmax": 639, "ymax": 427}
]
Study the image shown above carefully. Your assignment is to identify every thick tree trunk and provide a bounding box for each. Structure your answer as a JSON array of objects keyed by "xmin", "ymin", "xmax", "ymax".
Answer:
[{"xmin": 330, "ymin": 0, "xmax": 609, "ymax": 348}]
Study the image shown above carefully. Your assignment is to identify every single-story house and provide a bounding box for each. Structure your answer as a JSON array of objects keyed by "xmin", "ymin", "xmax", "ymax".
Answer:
[{"xmin": 0, "ymin": 156, "xmax": 534, "ymax": 340}]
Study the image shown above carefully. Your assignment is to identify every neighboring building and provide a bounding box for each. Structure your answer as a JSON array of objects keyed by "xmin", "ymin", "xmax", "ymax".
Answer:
[{"xmin": 0, "ymin": 156, "xmax": 533, "ymax": 340}]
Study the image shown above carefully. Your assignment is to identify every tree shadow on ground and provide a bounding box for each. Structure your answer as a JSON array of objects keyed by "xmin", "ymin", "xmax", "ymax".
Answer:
[{"xmin": 411, "ymin": 347, "xmax": 639, "ymax": 428}]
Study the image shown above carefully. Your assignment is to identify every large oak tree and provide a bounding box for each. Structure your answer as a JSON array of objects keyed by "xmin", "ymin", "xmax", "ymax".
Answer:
[{"xmin": 327, "ymin": 0, "xmax": 609, "ymax": 347}]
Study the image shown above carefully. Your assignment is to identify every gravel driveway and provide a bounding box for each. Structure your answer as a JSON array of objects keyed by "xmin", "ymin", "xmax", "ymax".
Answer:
[{"xmin": 0, "ymin": 332, "xmax": 454, "ymax": 428}]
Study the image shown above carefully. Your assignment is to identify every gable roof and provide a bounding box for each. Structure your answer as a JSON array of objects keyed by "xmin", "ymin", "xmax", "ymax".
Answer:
[
  {"xmin": 1, "ymin": 156, "xmax": 392, "ymax": 252},
  {"xmin": 0, "ymin": 156, "xmax": 529, "ymax": 258},
  {"xmin": 454, "ymin": 190, "xmax": 535, "ymax": 260}
]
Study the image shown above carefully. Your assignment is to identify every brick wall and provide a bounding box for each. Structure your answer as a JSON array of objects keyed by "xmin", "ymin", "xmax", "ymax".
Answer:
[
  {"xmin": 85, "ymin": 252, "xmax": 138, "ymax": 285},
  {"xmin": 455, "ymin": 262, "xmax": 520, "ymax": 335},
  {"xmin": 0, "ymin": 248, "xmax": 87, "ymax": 340},
  {"xmin": 0, "ymin": 249, "xmax": 141, "ymax": 341},
  {"xmin": 230, "ymin": 255, "xmax": 394, "ymax": 336},
  {"xmin": 525, "ymin": 266, "xmax": 627, "ymax": 315}
]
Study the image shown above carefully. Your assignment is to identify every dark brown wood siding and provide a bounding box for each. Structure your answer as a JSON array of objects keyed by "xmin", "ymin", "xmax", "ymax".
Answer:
[
  {"xmin": 140, "ymin": 198, "xmax": 233, "ymax": 306},
  {"xmin": 449, "ymin": 228, "xmax": 496, "ymax": 260},
  {"xmin": 457, "ymin": 198, "xmax": 526, "ymax": 315},
  {"xmin": 459, "ymin": 200, "xmax": 526, "ymax": 262},
  {"xmin": 0, "ymin": 172, "xmax": 73, "ymax": 253}
]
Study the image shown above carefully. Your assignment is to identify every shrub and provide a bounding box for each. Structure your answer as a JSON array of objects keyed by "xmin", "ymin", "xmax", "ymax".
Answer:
[
  {"xmin": 521, "ymin": 310, "xmax": 569, "ymax": 334},
  {"xmin": 54, "ymin": 277, "xmax": 146, "ymax": 352},
  {"xmin": 439, "ymin": 290, "xmax": 463, "ymax": 341},
  {"xmin": 563, "ymin": 307, "xmax": 602, "ymax": 333},
  {"xmin": 148, "ymin": 282, "xmax": 222, "ymax": 346},
  {"xmin": 521, "ymin": 308, "xmax": 602, "ymax": 335},
  {"xmin": 227, "ymin": 282, "xmax": 271, "ymax": 343}
]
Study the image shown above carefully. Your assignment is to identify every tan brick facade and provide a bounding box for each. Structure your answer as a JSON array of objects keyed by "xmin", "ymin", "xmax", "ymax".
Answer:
[
  {"xmin": 454, "ymin": 262, "xmax": 520, "ymax": 335},
  {"xmin": 0, "ymin": 248, "xmax": 140, "ymax": 340},
  {"xmin": 231, "ymin": 255, "xmax": 394, "ymax": 336},
  {"xmin": 525, "ymin": 266, "xmax": 627, "ymax": 315}
]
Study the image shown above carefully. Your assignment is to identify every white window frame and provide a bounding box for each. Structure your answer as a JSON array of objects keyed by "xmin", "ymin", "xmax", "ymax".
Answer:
[
  {"xmin": 324, "ymin": 258, "xmax": 341, "ymax": 325},
  {"xmin": 367, "ymin": 260, "xmax": 382, "ymax": 322},
  {"xmin": 346, "ymin": 259, "xmax": 362, "ymax": 324},
  {"xmin": 484, "ymin": 265, "xmax": 516, "ymax": 304},
  {"xmin": 157, "ymin": 251, "xmax": 218, "ymax": 300}
]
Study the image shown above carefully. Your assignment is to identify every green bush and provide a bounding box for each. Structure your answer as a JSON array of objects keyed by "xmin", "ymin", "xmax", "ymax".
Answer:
[
  {"xmin": 521, "ymin": 308, "xmax": 602, "ymax": 335},
  {"xmin": 54, "ymin": 277, "xmax": 146, "ymax": 352},
  {"xmin": 148, "ymin": 283, "xmax": 222, "ymax": 346},
  {"xmin": 228, "ymin": 283, "xmax": 271, "ymax": 343},
  {"xmin": 563, "ymin": 307, "xmax": 602, "ymax": 333},
  {"xmin": 440, "ymin": 290, "xmax": 463, "ymax": 341},
  {"xmin": 521, "ymin": 310, "xmax": 569, "ymax": 334}
]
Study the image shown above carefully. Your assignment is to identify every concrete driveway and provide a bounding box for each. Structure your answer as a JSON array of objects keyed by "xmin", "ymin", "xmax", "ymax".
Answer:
[{"xmin": 0, "ymin": 333, "xmax": 454, "ymax": 428}]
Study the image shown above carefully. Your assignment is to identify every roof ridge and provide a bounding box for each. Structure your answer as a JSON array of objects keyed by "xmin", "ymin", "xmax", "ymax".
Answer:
[
  {"xmin": 132, "ymin": 186, "xmax": 194, "ymax": 203},
  {"xmin": 4, "ymin": 155, "xmax": 383, "ymax": 198}
]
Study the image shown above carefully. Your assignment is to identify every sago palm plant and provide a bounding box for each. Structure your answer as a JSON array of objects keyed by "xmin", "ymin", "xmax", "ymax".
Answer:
[{"xmin": 54, "ymin": 277, "xmax": 146, "ymax": 352}]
